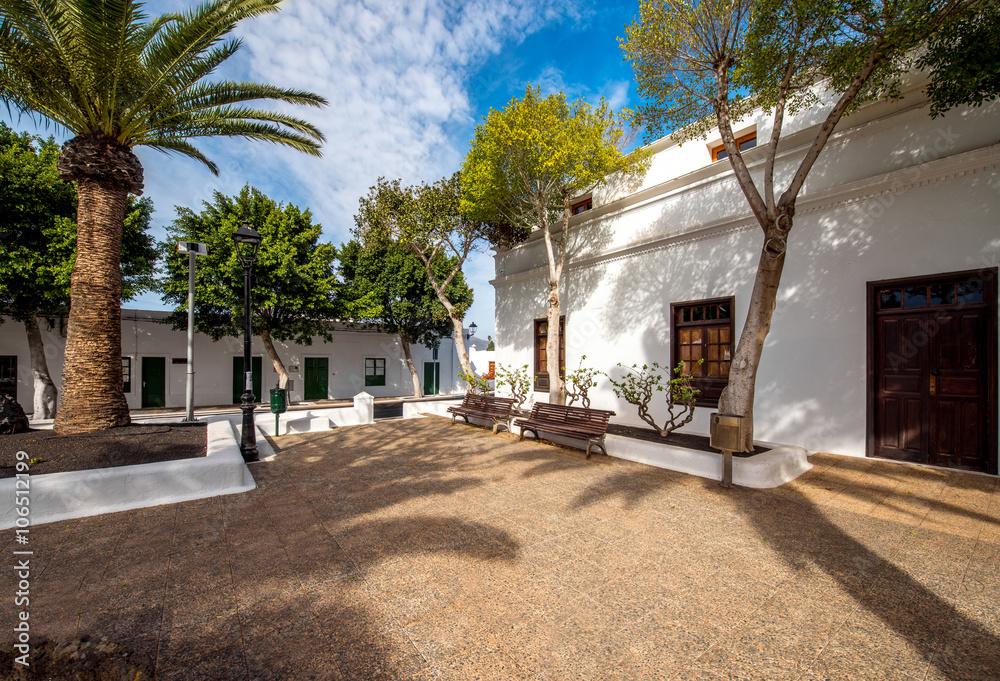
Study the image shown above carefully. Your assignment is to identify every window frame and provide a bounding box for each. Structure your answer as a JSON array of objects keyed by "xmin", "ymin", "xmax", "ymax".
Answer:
[
  {"xmin": 670, "ymin": 296, "xmax": 735, "ymax": 408},
  {"xmin": 712, "ymin": 131, "xmax": 757, "ymax": 162},
  {"xmin": 0, "ymin": 355, "xmax": 16, "ymax": 400},
  {"xmin": 571, "ymin": 197, "xmax": 593, "ymax": 215},
  {"xmin": 122, "ymin": 357, "xmax": 132, "ymax": 393},
  {"xmin": 533, "ymin": 316, "xmax": 566, "ymax": 392},
  {"xmin": 364, "ymin": 357, "xmax": 386, "ymax": 387}
]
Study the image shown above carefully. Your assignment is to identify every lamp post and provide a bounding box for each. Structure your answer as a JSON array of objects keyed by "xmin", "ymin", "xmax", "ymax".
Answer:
[
  {"xmin": 177, "ymin": 241, "xmax": 207, "ymax": 422},
  {"xmin": 466, "ymin": 321, "xmax": 477, "ymax": 340},
  {"xmin": 232, "ymin": 222, "xmax": 262, "ymax": 462}
]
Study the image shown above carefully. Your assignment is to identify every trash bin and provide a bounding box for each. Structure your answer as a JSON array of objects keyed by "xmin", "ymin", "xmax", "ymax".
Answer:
[
  {"xmin": 269, "ymin": 387, "xmax": 287, "ymax": 414},
  {"xmin": 270, "ymin": 386, "xmax": 287, "ymax": 437}
]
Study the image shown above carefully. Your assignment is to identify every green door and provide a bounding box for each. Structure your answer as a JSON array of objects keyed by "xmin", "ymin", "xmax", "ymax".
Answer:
[
  {"xmin": 423, "ymin": 362, "xmax": 440, "ymax": 396},
  {"xmin": 304, "ymin": 357, "xmax": 329, "ymax": 400},
  {"xmin": 233, "ymin": 356, "xmax": 263, "ymax": 403},
  {"xmin": 141, "ymin": 357, "xmax": 166, "ymax": 408}
]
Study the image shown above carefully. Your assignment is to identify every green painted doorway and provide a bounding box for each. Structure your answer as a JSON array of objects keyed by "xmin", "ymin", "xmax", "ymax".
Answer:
[
  {"xmin": 304, "ymin": 357, "xmax": 329, "ymax": 400},
  {"xmin": 141, "ymin": 357, "xmax": 166, "ymax": 408},
  {"xmin": 233, "ymin": 356, "xmax": 263, "ymax": 403},
  {"xmin": 423, "ymin": 361, "xmax": 440, "ymax": 396}
]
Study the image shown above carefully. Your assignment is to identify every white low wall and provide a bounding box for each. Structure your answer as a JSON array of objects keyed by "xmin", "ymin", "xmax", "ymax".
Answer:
[
  {"xmin": 604, "ymin": 434, "xmax": 811, "ymax": 488},
  {"xmin": 0, "ymin": 420, "xmax": 255, "ymax": 530},
  {"xmin": 403, "ymin": 398, "xmax": 463, "ymax": 419}
]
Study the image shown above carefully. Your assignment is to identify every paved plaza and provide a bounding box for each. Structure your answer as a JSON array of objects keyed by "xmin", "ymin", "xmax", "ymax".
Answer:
[{"xmin": 2, "ymin": 416, "xmax": 999, "ymax": 680}]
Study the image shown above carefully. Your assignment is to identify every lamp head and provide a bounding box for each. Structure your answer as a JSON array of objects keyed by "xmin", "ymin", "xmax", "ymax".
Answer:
[{"xmin": 232, "ymin": 222, "xmax": 262, "ymax": 267}]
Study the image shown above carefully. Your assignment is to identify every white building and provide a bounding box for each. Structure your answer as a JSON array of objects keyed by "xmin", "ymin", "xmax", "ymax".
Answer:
[
  {"xmin": 0, "ymin": 311, "xmax": 464, "ymax": 414},
  {"xmin": 492, "ymin": 78, "xmax": 999, "ymax": 475}
]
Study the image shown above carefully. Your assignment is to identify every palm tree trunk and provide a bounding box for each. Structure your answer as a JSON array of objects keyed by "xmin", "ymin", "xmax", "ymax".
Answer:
[
  {"xmin": 54, "ymin": 178, "xmax": 131, "ymax": 433},
  {"xmin": 24, "ymin": 318, "xmax": 57, "ymax": 420},
  {"xmin": 399, "ymin": 334, "xmax": 423, "ymax": 398}
]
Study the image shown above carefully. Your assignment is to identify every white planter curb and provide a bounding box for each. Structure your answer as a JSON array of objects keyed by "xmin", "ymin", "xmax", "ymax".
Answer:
[
  {"xmin": 0, "ymin": 419, "xmax": 255, "ymax": 530},
  {"xmin": 604, "ymin": 434, "xmax": 812, "ymax": 488}
]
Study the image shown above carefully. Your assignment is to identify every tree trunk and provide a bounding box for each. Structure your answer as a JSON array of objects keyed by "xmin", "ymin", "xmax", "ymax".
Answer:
[
  {"xmin": 24, "ymin": 318, "xmax": 57, "ymax": 420},
  {"xmin": 259, "ymin": 328, "xmax": 289, "ymax": 389},
  {"xmin": 399, "ymin": 334, "xmax": 423, "ymax": 398},
  {"xmin": 450, "ymin": 315, "xmax": 474, "ymax": 379},
  {"xmin": 546, "ymin": 287, "xmax": 565, "ymax": 404},
  {"xmin": 717, "ymin": 221, "xmax": 789, "ymax": 451},
  {"xmin": 53, "ymin": 177, "xmax": 131, "ymax": 433}
]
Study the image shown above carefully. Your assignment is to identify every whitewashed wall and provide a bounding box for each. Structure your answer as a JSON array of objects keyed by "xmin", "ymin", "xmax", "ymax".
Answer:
[
  {"xmin": 493, "ymin": 84, "xmax": 1000, "ymax": 461},
  {"xmin": 0, "ymin": 313, "xmax": 464, "ymax": 414}
]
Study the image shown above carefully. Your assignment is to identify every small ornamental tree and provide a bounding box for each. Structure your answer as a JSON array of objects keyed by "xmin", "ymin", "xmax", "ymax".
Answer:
[
  {"xmin": 607, "ymin": 361, "xmax": 702, "ymax": 436},
  {"xmin": 564, "ymin": 356, "xmax": 601, "ymax": 408},
  {"xmin": 161, "ymin": 186, "xmax": 340, "ymax": 389},
  {"xmin": 494, "ymin": 364, "xmax": 531, "ymax": 414},
  {"xmin": 458, "ymin": 368, "xmax": 492, "ymax": 395},
  {"xmin": 462, "ymin": 86, "xmax": 648, "ymax": 405},
  {"xmin": 622, "ymin": 0, "xmax": 976, "ymax": 450}
]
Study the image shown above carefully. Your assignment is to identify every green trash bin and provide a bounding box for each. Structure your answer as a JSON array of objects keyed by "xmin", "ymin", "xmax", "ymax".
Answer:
[
  {"xmin": 270, "ymin": 386, "xmax": 286, "ymax": 436},
  {"xmin": 269, "ymin": 387, "xmax": 287, "ymax": 414}
]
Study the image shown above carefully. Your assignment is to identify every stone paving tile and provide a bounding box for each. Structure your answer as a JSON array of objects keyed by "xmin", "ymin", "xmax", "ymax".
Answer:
[{"xmin": 3, "ymin": 416, "xmax": 1000, "ymax": 680}]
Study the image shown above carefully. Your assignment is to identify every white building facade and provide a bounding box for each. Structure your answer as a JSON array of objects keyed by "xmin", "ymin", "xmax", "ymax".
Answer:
[
  {"xmin": 0, "ymin": 311, "xmax": 464, "ymax": 414},
  {"xmin": 492, "ymin": 80, "xmax": 999, "ymax": 475}
]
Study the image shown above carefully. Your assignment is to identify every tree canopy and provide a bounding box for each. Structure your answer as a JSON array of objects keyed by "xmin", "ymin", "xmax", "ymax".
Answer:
[
  {"xmin": 339, "ymin": 239, "xmax": 472, "ymax": 396},
  {"xmin": 161, "ymin": 185, "xmax": 340, "ymax": 387},
  {"xmin": 461, "ymin": 85, "xmax": 647, "ymax": 402},
  {"xmin": 354, "ymin": 173, "xmax": 494, "ymax": 378},
  {"xmin": 339, "ymin": 239, "xmax": 470, "ymax": 348}
]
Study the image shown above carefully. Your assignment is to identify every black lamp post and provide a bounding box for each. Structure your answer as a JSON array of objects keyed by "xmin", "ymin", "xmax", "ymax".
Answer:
[
  {"xmin": 466, "ymin": 321, "xmax": 477, "ymax": 340},
  {"xmin": 232, "ymin": 221, "xmax": 262, "ymax": 462}
]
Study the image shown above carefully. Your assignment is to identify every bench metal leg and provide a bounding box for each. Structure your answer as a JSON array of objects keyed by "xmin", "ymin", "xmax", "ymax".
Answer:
[
  {"xmin": 587, "ymin": 436, "xmax": 608, "ymax": 459},
  {"xmin": 519, "ymin": 428, "xmax": 538, "ymax": 443}
]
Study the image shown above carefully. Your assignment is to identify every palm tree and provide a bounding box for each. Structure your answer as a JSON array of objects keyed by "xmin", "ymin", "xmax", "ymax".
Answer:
[{"xmin": 0, "ymin": 0, "xmax": 327, "ymax": 432}]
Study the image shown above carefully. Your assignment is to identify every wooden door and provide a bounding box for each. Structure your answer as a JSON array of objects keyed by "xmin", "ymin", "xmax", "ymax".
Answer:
[
  {"xmin": 304, "ymin": 357, "xmax": 329, "ymax": 400},
  {"xmin": 141, "ymin": 357, "xmax": 166, "ymax": 408},
  {"xmin": 870, "ymin": 270, "xmax": 997, "ymax": 473}
]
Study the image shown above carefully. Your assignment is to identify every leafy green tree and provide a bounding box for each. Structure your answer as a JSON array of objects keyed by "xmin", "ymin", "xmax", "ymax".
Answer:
[
  {"xmin": 354, "ymin": 173, "xmax": 508, "ymax": 379},
  {"xmin": 622, "ymin": 0, "xmax": 974, "ymax": 450},
  {"xmin": 339, "ymin": 240, "xmax": 471, "ymax": 397},
  {"xmin": 0, "ymin": 124, "xmax": 156, "ymax": 419},
  {"xmin": 462, "ymin": 85, "xmax": 647, "ymax": 404},
  {"xmin": 486, "ymin": 335, "xmax": 495, "ymax": 351},
  {"xmin": 0, "ymin": 0, "xmax": 327, "ymax": 432},
  {"xmin": 161, "ymin": 186, "xmax": 339, "ymax": 390},
  {"xmin": 918, "ymin": 0, "xmax": 1000, "ymax": 116}
]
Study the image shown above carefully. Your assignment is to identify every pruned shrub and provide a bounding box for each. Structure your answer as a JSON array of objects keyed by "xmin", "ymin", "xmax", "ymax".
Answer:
[{"xmin": 607, "ymin": 361, "xmax": 701, "ymax": 436}]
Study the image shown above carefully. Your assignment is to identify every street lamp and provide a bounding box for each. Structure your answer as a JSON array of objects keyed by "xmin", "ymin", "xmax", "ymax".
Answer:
[
  {"xmin": 466, "ymin": 321, "xmax": 477, "ymax": 340},
  {"xmin": 177, "ymin": 241, "xmax": 208, "ymax": 422},
  {"xmin": 232, "ymin": 221, "xmax": 262, "ymax": 462}
]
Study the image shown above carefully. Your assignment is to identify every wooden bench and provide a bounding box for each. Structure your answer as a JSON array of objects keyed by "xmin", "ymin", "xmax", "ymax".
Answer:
[
  {"xmin": 447, "ymin": 394, "xmax": 516, "ymax": 434},
  {"xmin": 513, "ymin": 402, "xmax": 616, "ymax": 458}
]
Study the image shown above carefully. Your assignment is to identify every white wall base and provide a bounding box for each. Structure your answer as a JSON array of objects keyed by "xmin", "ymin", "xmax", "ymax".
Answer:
[
  {"xmin": 604, "ymin": 434, "xmax": 811, "ymax": 488},
  {"xmin": 0, "ymin": 419, "xmax": 255, "ymax": 530}
]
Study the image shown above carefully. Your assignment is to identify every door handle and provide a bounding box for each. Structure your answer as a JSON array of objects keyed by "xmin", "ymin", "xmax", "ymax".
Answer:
[{"xmin": 929, "ymin": 370, "xmax": 938, "ymax": 396}]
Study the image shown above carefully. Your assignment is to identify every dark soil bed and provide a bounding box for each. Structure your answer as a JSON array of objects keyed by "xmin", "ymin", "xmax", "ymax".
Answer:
[
  {"xmin": 607, "ymin": 423, "xmax": 769, "ymax": 457},
  {"xmin": 0, "ymin": 423, "xmax": 207, "ymax": 479}
]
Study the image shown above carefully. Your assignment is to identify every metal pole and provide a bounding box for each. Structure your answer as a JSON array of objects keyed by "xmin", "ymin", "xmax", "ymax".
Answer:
[
  {"xmin": 721, "ymin": 450, "xmax": 733, "ymax": 488},
  {"xmin": 185, "ymin": 251, "xmax": 196, "ymax": 422},
  {"xmin": 240, "ymin": 264, "xmax": 259, "ymax": 461}
]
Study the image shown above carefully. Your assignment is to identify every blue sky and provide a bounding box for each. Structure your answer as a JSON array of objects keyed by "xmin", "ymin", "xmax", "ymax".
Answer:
[{"xmin": 4, "ymin": 0, "xmax": 642, "ymax": 340}]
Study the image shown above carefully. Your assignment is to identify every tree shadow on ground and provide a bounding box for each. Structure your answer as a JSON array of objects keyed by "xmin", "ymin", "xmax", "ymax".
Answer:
[
  {"xmin": 726, "ymin": 482, "xmax": 1000, "ymax": 680},
  {"xmin": 568, "ymin": 470, "xmax": 679, "ymax": 511}
]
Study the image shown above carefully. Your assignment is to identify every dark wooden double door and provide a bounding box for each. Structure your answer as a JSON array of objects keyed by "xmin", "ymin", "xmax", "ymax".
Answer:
[{"xmin": 870, "ymin": 269, "xmax": 997, "ymax": 473}]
